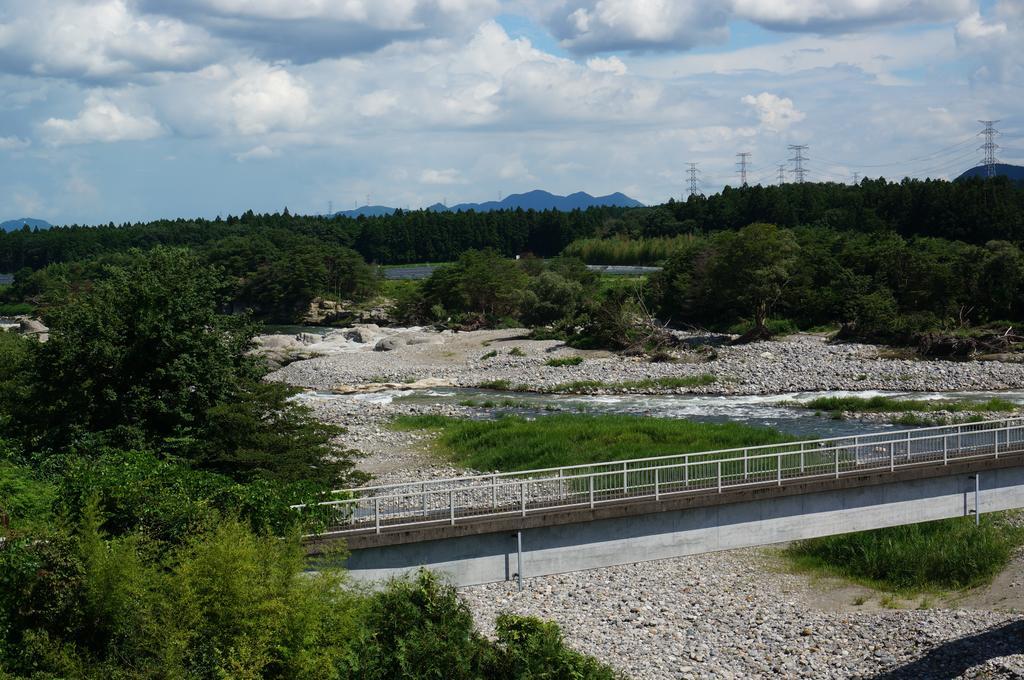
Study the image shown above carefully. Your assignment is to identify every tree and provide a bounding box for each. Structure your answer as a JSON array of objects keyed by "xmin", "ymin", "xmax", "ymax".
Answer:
[
  {"xmin": 19, "ymin": 248, "xmax": 259, "ymax": 450},
  {"xmin": 709, "ymin": 223, "xmax": 800, "ymax": 333}
]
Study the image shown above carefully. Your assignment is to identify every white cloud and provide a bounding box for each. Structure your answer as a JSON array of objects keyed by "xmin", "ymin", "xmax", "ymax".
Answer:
[
  {"xmin": 742, "ymin": 92, "xmax": 805, "ymax": 132},
  {"xmin": 420, "ymin": 168, "xmax": 463, "ymax": 184},
  {"xmin": 587, "ymin": 55, "xmax": 627, "ymax": 75},
  {"xmin": 541, "ymin": 0, "xmax": 730, "ymax": 54},
  {"xmin": 0, "ymin": 135, "xmax": 30, "ymax": 150},
  {"xmin": 955, "ymin": 1, "xmax": 1023, "ymax": 83},
  {"xmin": 235, "ymin": 144, "xmax": 277, "ymax": 161},
  {"xmin": 226, "ymin": 65, "xmax": 312, "ymax": 135},
  {"xmin": 0, "ymin": 0, "xmax": 216, "ymax": 81},
  {"xmin": 733, "ymin": 0, "xmax": 971, "ymax": 33},
  {"xmin": 41, "ymin": 94, "xmax": 164, "ymax": 144}
]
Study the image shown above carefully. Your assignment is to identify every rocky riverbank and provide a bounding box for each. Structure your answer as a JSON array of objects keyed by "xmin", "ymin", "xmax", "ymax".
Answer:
[
  {"xmin": 270, "ymin": 326, "xmax": 1024, "ymax": 679},
  {"xmin": 269, "ymin": 326, "xmax": 1024, "ymax": 396}
]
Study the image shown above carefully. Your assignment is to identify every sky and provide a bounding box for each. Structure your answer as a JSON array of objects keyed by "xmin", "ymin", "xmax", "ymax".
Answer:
[{"xmin": 0, "ymin": 0, "xmax": 1022, "ymax": 225}]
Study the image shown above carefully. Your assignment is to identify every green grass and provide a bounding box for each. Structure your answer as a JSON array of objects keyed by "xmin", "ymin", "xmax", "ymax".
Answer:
[
  {"xmin": 477, "ymin": 379, "xmax": 512, "ymax": 390},
  {"xmin": 481, "ymin": 350, "xmax": 498, "ymax": 360},
  {"xmin": 786, "ymin": 514, "xmax": 1024, "ymax": 592},
  {"xmin": 389, "ymin": 413, "xmax": 792, "ymax": 472},
  {"xmin": 549, "ymin": 374, "xmax": 716, "ymax": 393},
  {"xmin": 509, "ymin": 347, "xmax": 526, "ymax": 357},
  {"xmin": 799, "ymin": 396, "xmax": 1017, "ymax": 415},
  {"xmin": 0, "ymin": 303, "xmax": 34, "ymax": 316},
  {"xmin": 545, "ymin": 356, "xmax": 584, "ymax": 367}
]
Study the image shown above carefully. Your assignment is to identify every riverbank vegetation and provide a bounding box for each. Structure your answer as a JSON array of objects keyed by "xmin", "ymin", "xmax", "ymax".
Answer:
[
  {"xmin": 0, "ymin": 248, "xmax": 620, "ymax": 679},
  {"xmin": 391, "ymin": 414, "xmax": 790, "ymax": 471},
  {"xmin": 786, "ymin": 515, "xmax": 1024, "ymax": 592},
  {"xmin": 797, "ymin": 396, "xmax": 1018, "ymax": 415},
  {"xmin": 3, "ymin": 177, "xmax": 1022, "ymax": 339}
]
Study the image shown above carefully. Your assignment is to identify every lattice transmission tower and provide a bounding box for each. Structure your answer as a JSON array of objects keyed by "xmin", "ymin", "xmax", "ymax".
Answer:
[
  {"xmin": 686, "ymin": 163, "xmax": 701, "ymax": 197},
  {"xmin": 788, "ymin": 145, "xmax": 808, "ymax": 183},
  {"xmin": 736, "ymin": 152, "xmax": 751, "ymax": 187},
  {"xmin": 979, "ymin": 120, "xmax": 1001, "ymax": 178},
  {"xmin": 777, "ymin": 164, "xmax": 786, "ymax": 185}
]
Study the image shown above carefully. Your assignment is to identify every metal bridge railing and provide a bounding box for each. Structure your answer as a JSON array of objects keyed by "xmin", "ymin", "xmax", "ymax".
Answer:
[{"xmin": 295, "ymin": 417, "xmax": 1024, "ymax": 537}]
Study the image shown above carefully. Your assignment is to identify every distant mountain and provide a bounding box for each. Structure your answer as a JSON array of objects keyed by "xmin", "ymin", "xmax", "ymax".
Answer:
[
  {"xmin": 1, "ymin": 217, "xmax": 52, "ymax": 232},
  {"xmin": 331, "ymin": 190, "xmax": 643, "ymax": 218},
  {"xmin": 956, "ymin": 164, "xmax": 1024, "ymax": 183}
]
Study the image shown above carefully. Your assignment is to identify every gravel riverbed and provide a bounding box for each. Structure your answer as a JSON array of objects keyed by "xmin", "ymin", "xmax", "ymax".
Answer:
[
  {"xmin": 270, "ymin": 327, "xmax": 1024, "ymax": 679},
  {"xmin": 270, "ymin": 327, "xmax": 1024, "ymax": 396}
]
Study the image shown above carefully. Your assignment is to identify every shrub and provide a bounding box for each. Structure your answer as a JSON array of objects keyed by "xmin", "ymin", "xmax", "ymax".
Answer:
[{"xmin": 545, "ymin": 356, "xmax": 584, "ymax": 367}]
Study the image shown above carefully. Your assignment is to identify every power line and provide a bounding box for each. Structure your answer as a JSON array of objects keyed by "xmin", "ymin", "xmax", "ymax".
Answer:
[
  {"xmin": 979, "ymin": 120, "xmax": 1001, "ymax": 178},
  {"xmin": 736, "ymin": 152, "xmax": 751, "ymax": 187},
  {"xmin": 788, "ymin": 145, "xmax": 808, "ymax": 183}
]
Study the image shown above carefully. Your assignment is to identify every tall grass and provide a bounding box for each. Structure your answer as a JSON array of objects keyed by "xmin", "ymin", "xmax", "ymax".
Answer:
[
  {"xmin": 549, "ymin": 375, "xmax": 716, "ymax": 393},
  {"xmin": 801, "ymin": 396, "xmax": 1017, "ymax": 414},
  {"xmin": 786, "ymin": 515, "xmax": 1024, "ymax": 591},
  {"xmin": 562, "ymin": 236, "xmax": 693, "ymax": 265},
  {"xmin": 391, "ymin": 414, "xmax": 791, "ymax": 471}
]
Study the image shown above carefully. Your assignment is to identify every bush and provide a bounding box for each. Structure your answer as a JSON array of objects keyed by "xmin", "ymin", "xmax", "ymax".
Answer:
[
  {"xmin": 545, "ymin": 356, "xmax": 584, "ymax": 367},
  {"xmin": 786, "ymin": 515, "xmax": 1024, "ymax": 591}
]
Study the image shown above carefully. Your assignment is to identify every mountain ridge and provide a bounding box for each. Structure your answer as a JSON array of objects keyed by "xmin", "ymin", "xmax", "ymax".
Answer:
[
  {"xmin": 956, "ymin": 163, "xmax": 1024, "ymax": 183},
  {"xmin": 332, "ymin": 189, "xmax": 643, "ymax": 218},
  {"xmin": 1, "ymin": 217, "xmax": 52, "ymax": 232}
]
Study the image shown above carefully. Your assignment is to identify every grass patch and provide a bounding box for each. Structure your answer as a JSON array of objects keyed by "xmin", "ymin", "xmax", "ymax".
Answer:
[
  {"xmin": 786, "ymin": 514, "xmax": 1024, "ymax": 593},
  {"xmin": 481, "ymin": 350, "xmax": 498, "ymax": 360},
  {"xmin": 799, "ymin": 396, "xmax": 1017, "ymax": 415},
  {"xmin": 545, "ymin": 356, "xmax": 584, "ymax": 367},
  {"xmin": 391, "ymin": 413, "xmax": 791, "ymax": 471},
  {"xmin": 0, "ymin": 303, "xmax": 34, "ymax": 316},
  {"xmin": 549, "ymin": 374, "xmax": 716, "ymax": 393},
  {"xmin": 509, "ymin": 347, "xmax": 526, "ymax": 357},
  {"xmin": 477, "ymin": 379, "xmax": 512, "ymax": 390}
]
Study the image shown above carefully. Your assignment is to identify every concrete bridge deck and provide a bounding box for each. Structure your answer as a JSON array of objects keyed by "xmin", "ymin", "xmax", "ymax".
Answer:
[{"xmin": 299, "ymin": 418, "xmax": 1024, "ymax": 586}]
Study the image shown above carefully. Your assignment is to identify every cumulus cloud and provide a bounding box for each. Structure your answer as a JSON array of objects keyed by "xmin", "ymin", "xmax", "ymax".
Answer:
[
  {"xmin": 141, "ymin": 0, "xmax": 500, "ymax": 63},
  {"xmin": 41, "ymin": 94, "xmax": 164, "ymax": 144},
  {"xmin": 235, "ymin": 144, "xmax": 277, "ymax": 161},
  {"xmin": 225, "ymin": 65, "xmax": 312, "ymax": 135},
  {"xmin": 541, "ymin": 0, "xmax": 730, "ymax": 54},
  {"xmin": 0, "ymin": 0, "xmax": 216, "ymax": 81},
  {"xmin": 742, "ymin": 92, "xmax": 805, "ymax": 132},
  {"xmin": 733, "ymin": 0, "xmax": 972, "ymax": 33},
  {"xmin": 0, "ymin": 135, "xmax": 30, "ymax": 151},
  {"xmin": 955, "ymin": 0, "xmax": 1023, "ymax": 83},
  {"xmin": 586, "ymin": 55, "xmax": 627, "ymax": 75},
  {"xmin": 420, "ymin": 168, "xmax": 463, "ymax": 184}
]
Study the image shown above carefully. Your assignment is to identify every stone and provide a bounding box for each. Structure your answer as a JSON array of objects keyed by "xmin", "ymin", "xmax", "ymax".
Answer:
[{"xmin": 374, "ymin": 337, "xmax": 402, "ymax": 352}]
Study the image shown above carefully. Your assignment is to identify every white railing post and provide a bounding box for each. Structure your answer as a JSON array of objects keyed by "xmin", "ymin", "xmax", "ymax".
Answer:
[
  {"xmin": 777, "ymin": 453, "xmax": 782, "ymax": 486},
  {"xmin": 943, "ymin": 434, "xmax": 948, "ymax": 465},
  {"xmin": 743, "ymin": 449, "xmax": 748, "ymax": 480},
  {"xmin": 890, "ymin": 441, "xmax": 895, "ymax": 471},
  {"xmin": 589, "ymin": 475, "xmax": 595, "ymax": 508},
  {"xmin": 521, "ymin": 481, "xmax": 527, "ymax": 517},
  {"xmin": 374, "ymin": 497, "xmax": 380, "ymax": 534},
  {"xmin": 717, "ymin": 460, "xmax": 722, "ymax": 493},
  {"xmin": 800, "ymin": 443, "xmax": 805, "ymax": 474},
  {"xmin": 449, "ymin": 490, "xmax": 455, "ymax": 525},
  {"xmin": 623, "ymin": 462, "xmax": 628, "ymax": 496},
  {"xmin": 491, "ymin": 475, "xmax": 497, "ymax": 509},
  {"xmin": 654, "ymin": 467, "xmax": 660, "ymax": 500},
  {"xmin": 422, "ymin": 483, "xmax": 428, "ymax": 516},
  {"xmin": 683, "ymin": 455, "xmax": 689, "ymax": 487},
  {"xmin": 835, "ymin": 447, "xmax": 840, "ymax": 479},
  {"xmin": 995, "ymin": 427, "xmax": 1000, "ymax": 458},
  {"xmin": 559, "ymin": 468, "xmax": 566, "ymax": 500},
  {"xmin": 906, "ymin": 431, "xmax": 912, "ymax": 462}
]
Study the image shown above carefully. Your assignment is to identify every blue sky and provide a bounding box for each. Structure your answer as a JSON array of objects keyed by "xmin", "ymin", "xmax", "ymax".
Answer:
[{"xmin": 0, "ymin": 0, "xmax": 1021, "ymax": 224}]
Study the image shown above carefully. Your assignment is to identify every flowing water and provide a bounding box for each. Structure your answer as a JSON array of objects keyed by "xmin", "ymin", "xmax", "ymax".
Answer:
[{"xmin": 303, "ymin": 387, "xmax": 1024, "ymax": 439}]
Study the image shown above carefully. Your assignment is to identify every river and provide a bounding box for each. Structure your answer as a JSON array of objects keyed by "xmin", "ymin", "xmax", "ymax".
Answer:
[{"xmin": 301, "ymin": 387, "xmax": 1024, "ymax": 439}]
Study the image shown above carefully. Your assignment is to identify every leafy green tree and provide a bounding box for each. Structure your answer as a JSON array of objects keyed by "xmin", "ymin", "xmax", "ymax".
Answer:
[
  {"xmin": 708, "ymin": 223, "xmax": 800, "ymax": 332},
  {"xmin": 18, "ymin": 247, "xmax": 259, "ymax": 451}
]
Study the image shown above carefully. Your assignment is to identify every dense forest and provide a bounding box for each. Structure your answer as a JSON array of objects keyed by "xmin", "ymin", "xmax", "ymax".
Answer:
[
  {"xmin": 2, "ymin": 177, "xmax": 1023, "ymax": 344},
  {"xmin": 2, "ymin": 177, "xmax": 1022, "ymax": 273}
]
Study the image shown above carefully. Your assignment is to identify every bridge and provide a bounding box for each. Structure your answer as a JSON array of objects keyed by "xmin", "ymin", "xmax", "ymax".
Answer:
[{"xmin": 299, "ymin": 418, "xmax": 1024, "ymax": 587}]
